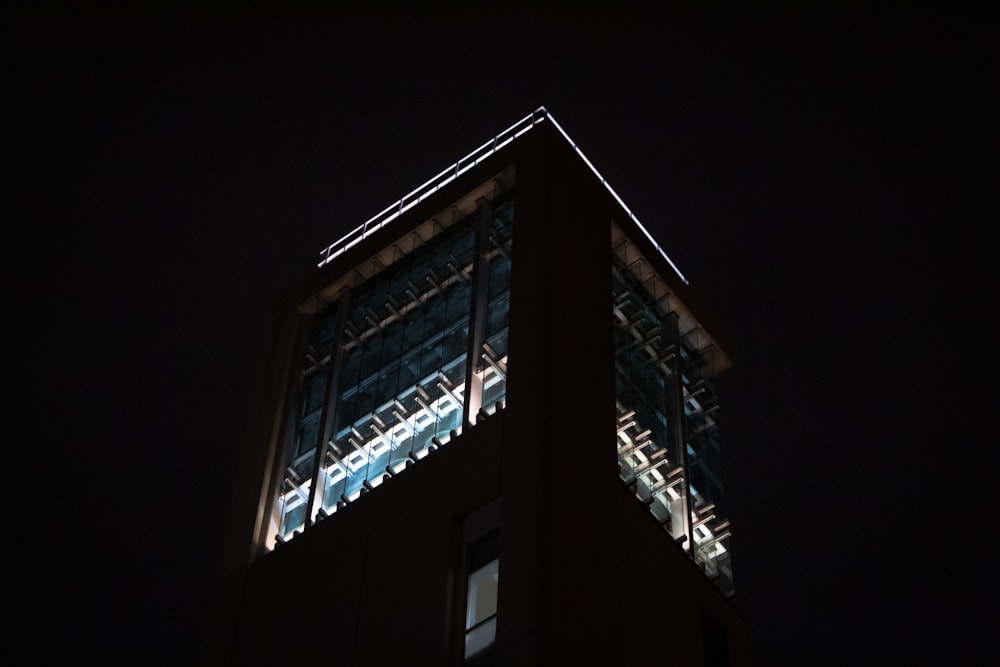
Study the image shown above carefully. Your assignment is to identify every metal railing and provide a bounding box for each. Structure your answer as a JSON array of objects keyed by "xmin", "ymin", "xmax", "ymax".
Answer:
[
  {"xmin": 317, "ymin": 109, "xmax": 546, "ymax": 268},
  {"xmin": 317, "ymin": 106, "xmax": 688, "ymax": 285}
]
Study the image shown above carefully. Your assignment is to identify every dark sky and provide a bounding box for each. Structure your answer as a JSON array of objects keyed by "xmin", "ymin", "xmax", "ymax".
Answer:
[{"xmin": 12, "ymin": 6, "xmax": 995, "ymax": 665}]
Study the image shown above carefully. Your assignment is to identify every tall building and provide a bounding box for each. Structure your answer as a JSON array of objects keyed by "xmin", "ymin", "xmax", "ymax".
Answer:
[{"xmin": 200, "ymin": 108, "xmax": 749, "ymax": 666}]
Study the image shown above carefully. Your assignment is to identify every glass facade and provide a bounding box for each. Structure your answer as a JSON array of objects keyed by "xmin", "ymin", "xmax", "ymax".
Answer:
[
  {"xmin": 612, "ymin": 234, "xmax": 734, "ymax": 597},
  {"xmin": 264, "ymin": 148, "xmax": 733, "ymax": 599},
  {"xmin": 464, "ymin": 531, "xmax": 500, "ymax": 660},
  {"xmin": 269, "ymin": 194, "xmax": 513, "ymax": 549}
]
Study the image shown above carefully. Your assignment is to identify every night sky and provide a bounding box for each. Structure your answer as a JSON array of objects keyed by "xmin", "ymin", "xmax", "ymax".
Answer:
[{"xmin": 13, "ymin": 6, "xmax": 995, "ymax": 665}]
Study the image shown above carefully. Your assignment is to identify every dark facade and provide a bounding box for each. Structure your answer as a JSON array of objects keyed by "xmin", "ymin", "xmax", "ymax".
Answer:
[{"xmin": 200, "ymin": 109, "xmax": 749, "ymax": 666}]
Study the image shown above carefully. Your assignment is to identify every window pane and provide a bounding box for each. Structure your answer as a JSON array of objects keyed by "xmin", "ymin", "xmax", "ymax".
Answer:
[
  {"xmin": 466, "ymin": 557, "xmax": 499, "ymax": 629},
  {"xmin": 464, "ymin": 617, "xmax": 496, "ymax": 659}
]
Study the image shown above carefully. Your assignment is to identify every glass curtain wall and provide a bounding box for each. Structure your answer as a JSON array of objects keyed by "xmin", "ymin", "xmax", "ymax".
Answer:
[
  {"xmin": 321, "ymin": 222, "xmax": 475, "ymax": 514},
  {"xmin": 275, "ymin": 309, "xmax": 340, "ymax": 539},
  {"xmin": 270, "ymin": 194, "xmax": 512, "ymax": 550},
  {"xmin": 612, "ymin": 244, "xmax": 733, "ymax": 597},
  {"xmin": 678, "ymin": 333, "xmax": 732, "ymax": 595},
  {"xmin": 479, "ymin": 202, "xmax": 512, "ymax": 417}
]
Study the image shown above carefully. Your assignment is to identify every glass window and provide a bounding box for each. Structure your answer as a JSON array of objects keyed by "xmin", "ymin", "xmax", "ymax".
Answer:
[
  {"xmin": 266, "ymin": 193, "xmax": 513, "ymax": 552},
  {"xmin": 465, "ymin": 532, "xmax": 500, "ymax": 660}
]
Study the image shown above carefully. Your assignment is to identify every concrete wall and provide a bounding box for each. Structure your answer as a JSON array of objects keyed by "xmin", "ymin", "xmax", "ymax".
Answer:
[{"xmin": 229, "ymin": 413, "xmax": 505, "ymax": 666}]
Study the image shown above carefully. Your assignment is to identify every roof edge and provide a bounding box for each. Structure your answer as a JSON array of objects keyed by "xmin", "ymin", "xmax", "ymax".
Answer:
[{"xmin": 317, "ymin": 107, "xmax": 689, "ymax": 287}]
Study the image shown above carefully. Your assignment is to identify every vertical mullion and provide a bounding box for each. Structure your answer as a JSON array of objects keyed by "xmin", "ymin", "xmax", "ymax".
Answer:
[
  {"xmin": 463, "ymin": 197, "xmax": 494, "ymax": 429},
  {"xmin": 666, "ymin": 312, "xmax": 694, "ymax": 553},
  {"xmin": 306, "ymin": 286, "xmax": 352, "ymax": 526}
]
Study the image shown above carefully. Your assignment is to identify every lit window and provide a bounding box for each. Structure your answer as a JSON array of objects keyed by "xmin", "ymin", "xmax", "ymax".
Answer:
[{"xmin": 465, "ymin": 557, "xmax": 499, "ymax": 659}]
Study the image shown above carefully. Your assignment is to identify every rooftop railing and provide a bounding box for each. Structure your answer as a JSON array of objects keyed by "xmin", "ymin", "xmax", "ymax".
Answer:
[{"xmin": 317, "ymin": 107, "xmax": 688, "ymax": 285}]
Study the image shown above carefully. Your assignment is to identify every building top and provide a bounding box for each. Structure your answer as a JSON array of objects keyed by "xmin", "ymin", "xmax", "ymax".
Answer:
[{"xmin": 317, "ymin": 106, "xmax": 689, "ymax": 287}]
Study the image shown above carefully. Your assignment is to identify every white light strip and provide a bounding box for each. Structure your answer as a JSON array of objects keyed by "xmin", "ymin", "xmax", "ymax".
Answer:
[
  {"xmin": 316, "ymin": 107, "xmax": 688, "ymax": 286},
  {"xmin": 542, "ymin": 112, "xmax": 689, "ymax": 285},
  {"xmin": 318, "ymin": 110, "xmax": 544, "ymax": 268}
]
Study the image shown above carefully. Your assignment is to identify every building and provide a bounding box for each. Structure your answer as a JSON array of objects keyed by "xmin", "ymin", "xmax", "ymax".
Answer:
[{"xmin": 199, "ymin": 108, "xmax": 749, "ymax": 666}]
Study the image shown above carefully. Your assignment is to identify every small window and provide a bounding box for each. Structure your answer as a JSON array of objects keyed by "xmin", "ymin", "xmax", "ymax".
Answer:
[
  {"xmin": 465, "ymin": 531, "xmax": 500, "ymax": 660},
  {"xmin": 702, "ymin": 607, "xmax": 731, "ymax": 667}
]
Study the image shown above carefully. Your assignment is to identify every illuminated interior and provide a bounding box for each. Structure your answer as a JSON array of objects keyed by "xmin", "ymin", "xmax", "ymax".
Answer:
[
  {"xmin": 612, "ymin": 222, "xmax": 734, "ymax": 597},
  {"xmin": 465, "ymin": 556, "xmax": 499, "ymax": 659},
  {"xmin": 264, "ymin": 107, "xmax": 734, "ymax": 599},
  {"xmin": 267, "ymin": 190, "xmax": 512, "ymax": 551}
]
